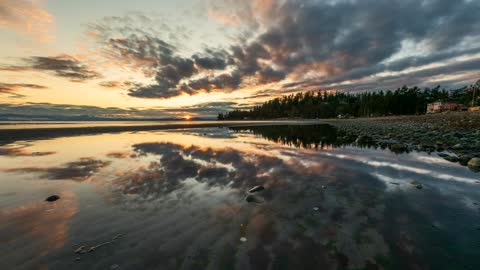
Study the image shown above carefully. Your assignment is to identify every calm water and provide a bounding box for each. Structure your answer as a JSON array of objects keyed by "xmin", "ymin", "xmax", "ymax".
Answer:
[{"xmin": 1, "ymin": 124, "xmax": 479, "ymax": 270}]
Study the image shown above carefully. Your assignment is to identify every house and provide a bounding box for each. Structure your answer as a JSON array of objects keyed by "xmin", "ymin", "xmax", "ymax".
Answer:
[{"xmin": 426, "ymin": 101, "xmax": 461, "ymax": 113}]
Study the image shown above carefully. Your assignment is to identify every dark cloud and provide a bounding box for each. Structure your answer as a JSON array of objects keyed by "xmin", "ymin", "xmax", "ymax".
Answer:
[
  {"xmin": 257, "ymin": 67, "xmax": 286, "ymax": 84},
  {"xmin": 95, "ymin": 0, "xmax": 480, "ymax": 98},
  {"xmin": 192, "ymin": 48, "xmax": 230, "ymax": 70},
  {"xmin": 0, "ymin": 55, "xmax": 100, "ymax": 82}
]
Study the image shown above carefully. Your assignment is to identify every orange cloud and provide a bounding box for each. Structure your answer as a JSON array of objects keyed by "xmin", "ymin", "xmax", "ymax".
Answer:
[{"xmin": 0, "ymin": 0, "xmax": 54, "ymax": 41}]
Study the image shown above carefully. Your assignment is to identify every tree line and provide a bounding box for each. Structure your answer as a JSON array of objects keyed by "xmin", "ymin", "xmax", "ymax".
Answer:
[{"xmin": 218, "ymin": 85, "xmax": 477, "ymax": 120}]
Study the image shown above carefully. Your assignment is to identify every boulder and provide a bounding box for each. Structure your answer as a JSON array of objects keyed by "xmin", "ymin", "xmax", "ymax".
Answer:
[{"xmin": 467, "ymin": 158, "xmax": 480, "ymax": 172}]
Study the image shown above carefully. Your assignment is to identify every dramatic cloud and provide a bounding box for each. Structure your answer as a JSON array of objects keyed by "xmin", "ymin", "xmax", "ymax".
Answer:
[
  {"xmin": 85, "ymin": 0, "xmax": 480, "ymax": 100},
  {"xmin": 1, "ymin": 55, "xmax": 101, "ymax": 82},
  {"xmin": 0, "ymin": 0, "xmax": 54, "ymax": 41}
]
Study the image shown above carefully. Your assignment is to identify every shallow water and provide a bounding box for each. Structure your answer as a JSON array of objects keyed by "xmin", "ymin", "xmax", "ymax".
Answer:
[{"xmin": 0, "ymin": 125, "xmax": 479, "ymax": 270}]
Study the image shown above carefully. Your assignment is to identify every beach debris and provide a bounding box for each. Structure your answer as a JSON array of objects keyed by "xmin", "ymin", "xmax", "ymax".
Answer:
[
  {"xmin": 74, "ymin": 246, "xmax": 86, "ymax": 254},
  {"xmin": 73, "ymin": 233, "xmax": 125, "ymax": 257},
  {"xmin": 240, "ymin": 237, "xmax": 247, "ymax": 242},
  {"xmin": 112, "ymin": 233, "xmax": 125, "ymax": 240},
  {"xmin": 45, "ymin": 195, "xmax": 60, "ymax": 202},
  {"xmin": 110, "ymin": 264, "xmax": 120, "ymax": 269},
  {"xmin": 245, "ymin": 194, "xmax": 265, "ymax": 204},
  {"xmin": 248, "ymin": 185, "xmax": 265, "ymax": 193}
]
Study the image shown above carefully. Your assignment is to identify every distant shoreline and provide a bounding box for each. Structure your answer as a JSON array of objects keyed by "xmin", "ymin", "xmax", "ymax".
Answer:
[{"xmin": 0, "ymin": 120, "xmax": 325, "ymax": 144}]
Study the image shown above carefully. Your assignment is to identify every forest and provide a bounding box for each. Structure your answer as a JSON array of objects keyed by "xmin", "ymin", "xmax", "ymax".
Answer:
[{"xmin": 218, "ymin": 85, "xmax": 476, "ymax": 120}]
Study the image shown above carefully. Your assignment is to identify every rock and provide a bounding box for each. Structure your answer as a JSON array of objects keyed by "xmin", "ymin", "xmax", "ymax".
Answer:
[
  {"xmin": 110, "ymin": 264, "xmax": 120, "ymax": 270},
  {"xmin": 444, "ymin": 155, "xmax": 459, "ymax": 162},
  {"xmin": 467, "ymin": 158, "xmax": 480, "ymax": 172},
  {"xmin": 75, "ymin": 257, "xmax": 81, "ymax": 261},
  {"xmin": 416, "ymin": 184, "xmax": 423, "ymax": 189},
  {"xmin": 438, "ymin": 153, "xmax": 449, "ymax": 158},
  {"xmin": 240, "ymin": 237, "xmax": 247, "ymax": 242},
  {"xmin": 452, "ymin": 144, "xmax": 464, "ymax": 150},
  {"xmin": 390, "ymin": 182, "xmax": 400, "ymax": 185},
  {"xmin": 248, "ymin": 185, "xmax": 265, "ymax": 193},
  {"xmin": 245, "ymin": 194, "xmax": 265, "ymax": 204},
  {"xmin": 321, "ymin": 185, "xmax": 327, "ymax": 189},
  {"xmin": 459, "ymin": 155, "xmax": 472, "ymax": 166},
  {"xmin": 390, "ymin": 144, "xmax": 408, "ymax": 153},
  {"xmin": 45, "ymin": 195, "xmax": 60, "ymax": 202},
  {"xmin": 313, "ymin": 207, "xmax": 319, "ymax": 211}
]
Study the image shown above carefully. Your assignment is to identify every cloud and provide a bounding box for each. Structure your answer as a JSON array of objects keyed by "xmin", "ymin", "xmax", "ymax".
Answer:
[
  {"xmin": 0, "ymin": 147, "xmax": 55, "ymax": 157},
  {"xmin": 0, "ymin": 0, "xmax": 54, "ymax": 41},
  {"xmin": 88, "ymin": 0, "xmax": 480, "ymax": 99},
  {"xmin": 1, "ymin": 55, "xmax": 101, "ymax": 82},
  {"xmin": 0, "ymin": 83, "xmax": 47, "ymax": 94}
]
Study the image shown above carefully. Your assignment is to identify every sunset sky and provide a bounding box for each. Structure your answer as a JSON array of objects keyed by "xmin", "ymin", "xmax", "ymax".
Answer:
[{"xmin": 1, "ymin": 0, "xmax": 479, "ymax": 119}]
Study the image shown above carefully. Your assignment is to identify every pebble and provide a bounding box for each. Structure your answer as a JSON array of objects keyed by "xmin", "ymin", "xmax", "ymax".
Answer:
[
  {"xmin": 240, "ymin": 237, "xmax": 247, "ymax": 242},
  {"xmin": 45, "ymin": 195, "xmax": 60, "ymax": 202},
  {"xmin": 313, "ymin": 207, "xmax": 319, "ymax": 211},
  {"xmin": 110, "ymin": 264, "xmax": 119, "ymax": 270}
]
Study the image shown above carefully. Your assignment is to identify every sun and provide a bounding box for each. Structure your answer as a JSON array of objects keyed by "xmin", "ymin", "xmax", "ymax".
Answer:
[{"xmin": 183, "ymin": 115, "xmax": 191, "ymax": 120}]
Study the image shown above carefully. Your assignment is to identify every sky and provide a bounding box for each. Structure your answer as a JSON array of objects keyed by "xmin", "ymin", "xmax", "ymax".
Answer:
[{"xmin": 1, "ymin": 0, "xmax": 479, "ymax": 119}]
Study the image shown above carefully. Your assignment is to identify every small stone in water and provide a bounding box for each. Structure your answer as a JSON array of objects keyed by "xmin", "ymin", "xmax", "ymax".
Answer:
[
  {"xmin": 45, "ymin": 195, "xmax": 60, "ymax": 202},
  {"xmin": 240, "ymin": 237, "xmax": 247, "ymax": 242},
  {"xmin": 248, "ymin": 185, "xmax": 265, "ymax": 193},
  {"xmin": 313, "ymin": 207, "xmax": 319, "ymax": 211}
]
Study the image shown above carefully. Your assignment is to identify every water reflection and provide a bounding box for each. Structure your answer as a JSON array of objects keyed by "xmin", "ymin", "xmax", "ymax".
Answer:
[
  {"xmin": 5, "ymin": 158, "xmax": 111, "ymax": 181},
  {"xmin": 0, "ymin": 126, "xmax": 479, "ymax": 270}
]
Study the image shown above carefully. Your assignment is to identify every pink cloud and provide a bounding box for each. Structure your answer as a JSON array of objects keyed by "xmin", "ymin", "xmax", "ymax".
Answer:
[{"xmin": 0, "ymin": 0, "xmax": 54, "ymax": 41}]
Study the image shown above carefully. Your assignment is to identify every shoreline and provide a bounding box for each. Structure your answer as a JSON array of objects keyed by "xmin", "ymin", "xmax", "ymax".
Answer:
[
  {"xmin": 0, "ymin": 120, "xmax": 324, "ymax": 144},
  {"xmin": 323, "ymin": 112, "xmax": 480, "ymax": 171}
]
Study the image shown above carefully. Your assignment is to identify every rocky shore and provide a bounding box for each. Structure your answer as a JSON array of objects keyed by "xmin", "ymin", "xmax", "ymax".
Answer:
[{"xmin": 323, "ymin": 112, "xmax": 480, "ymax": 172}]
